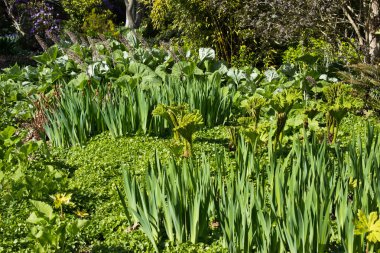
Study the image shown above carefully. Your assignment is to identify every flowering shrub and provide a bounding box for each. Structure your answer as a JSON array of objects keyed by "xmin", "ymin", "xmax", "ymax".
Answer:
[
  {"xmin": 28, "ymin": 1, "xmax": 61, "ymax": 36},
  {"xmin": 4, "ymin": 0, "xmax": 62, "ymax": 45}
]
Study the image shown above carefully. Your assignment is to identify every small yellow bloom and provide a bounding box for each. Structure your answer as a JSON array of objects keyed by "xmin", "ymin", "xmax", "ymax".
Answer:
[
  {"xmin": 349, "ymin": 177, "xmax": 358, "ymax": 188},
  {"xmin": 50, "ymin": 193, "xmax": 73, "ymax": 209},
  {"xmin": 75, "ymin": 210, "xmax": 89, "ymax": 218}
]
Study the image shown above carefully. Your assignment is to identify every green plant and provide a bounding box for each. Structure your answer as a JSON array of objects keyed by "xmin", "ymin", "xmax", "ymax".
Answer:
[
  {"xmin": 354, "ymin": 210, "xmax": 380, "ymax": 253},
  {"xmin": 115, "ymin": 124, "xmax": 380, "ymax": 252},
  {"xmin": 282, "ymin": 38, "xmax": 361, "ymax": 68},
  {"xmin": 239, "ymin": 93, "xmax": 266, "ymax": 129},
  {"xmin": 152, "ymin": 104, "xmax": 204, "ymax": 157},
  {"xmin": 0, "ymin": 35, "xmax": 23, "ymax": 55},
  {"xmin": 118, "ymin": 154, "xmax": 217, "ymax": 251},
  {"xmin": 82, "ymin": 9, "xmax": 117, "ymax": 37},
  {"xmin": 0, "ymin": 78, "xmax": 34, "ymax": 128},
  {"xmin": 26, "ymin": 199, "xmax": 88, "ymax": 252},
  {"xmin": 270, "ymin": 88, "xmax": 302, "ymax": 148},
  {"xmin": 321, "ymin": 82, "xmax": 363, "ymax": 143},
  {"xmin": 339, "ymin": 64, "xmax": 380, "ymax": 112}
]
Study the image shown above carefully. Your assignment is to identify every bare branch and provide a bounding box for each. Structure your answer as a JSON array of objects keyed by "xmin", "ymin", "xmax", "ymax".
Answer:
[
  {"xmin": 2, "ymin": 0, "xmax": 25, "ymax": 35},
  {"xmin": 342, "ymin": 4, "xmax": 365, "ymax": 46}
]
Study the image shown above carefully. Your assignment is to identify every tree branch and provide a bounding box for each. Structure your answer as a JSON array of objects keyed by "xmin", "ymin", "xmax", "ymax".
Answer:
[
  {"xmin": 341, "ymin": 4, "xmax": 364, "ymax": 46},
  {"xmin": 2, "ymin": 0, "xmax": 25, "ymax": 36}
]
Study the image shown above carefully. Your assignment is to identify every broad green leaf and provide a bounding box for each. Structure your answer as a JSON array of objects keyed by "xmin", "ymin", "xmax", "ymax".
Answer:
[
  {"xmin": 26, "ymin": 212, "xmax": 45, "ymax": 224},
  {"xmin": 264, "ymin": 69, "xmax": 279, "ymax": 82},
  {"xmin": 30, "ymin": 200, "xmax": 54, "ymax": 221},
  {"xmin": 67, "ymin": 73, "xmax": 88, "ymax": 90},
  {"xmin": 129, "ymin": 62, "xmax": 155, "ymax": 77},
  {"xmin": 172, "ymin": 61, "xmax": 203, "ymax": 76},
  {"xmin": 0, "ymin": 126, "xmax": 16, "ymax": 140},
  {"xmin": 20, "ymin": 141, "xmax": 39, "ymax": 156},
  {"xmin": 355, "ymin": 210, "xmax": 380, "ymax": 243},
  {"xmin": 227, "ymin": 68, "xmax": 245, "ymax": 85},
  {"xmin": 199, "ymin": 48, "xmax": 215, "ymax": 61},
  {"xmin": 32, "ymin": 46, "xmax": 59, "ymax": 65}
]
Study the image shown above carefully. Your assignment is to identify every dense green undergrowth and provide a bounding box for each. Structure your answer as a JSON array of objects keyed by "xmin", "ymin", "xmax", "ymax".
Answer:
[
  {"xmin": 0, "ymin": 127, "xmax": 232, "ymax": 252},
  {"xmin": 1, "ymin": 30, "xmax": 380, "ymax": 252}
]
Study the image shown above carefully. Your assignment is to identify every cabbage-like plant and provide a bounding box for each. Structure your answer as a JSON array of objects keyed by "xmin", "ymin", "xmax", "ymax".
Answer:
[
  {"xmin": 239, "ymin": 93, "xmax": 266, "ymax": 129},
  {"xmin": 270, "ymin": 88, "xmax": 302, "ymax": 148},
  {"xmin": 354, "ymin": 210, "xmax": 380, "ymax": 253},
  {"xmin": 152, "ymin": 104, "xmax": 204, "ymax": 157},
  {"xmin": 321, "ymin": 83, "xmax": 363, "ymax": 143}
]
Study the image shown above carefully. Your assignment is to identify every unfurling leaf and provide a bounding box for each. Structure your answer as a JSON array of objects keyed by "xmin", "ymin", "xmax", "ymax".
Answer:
[{"xmin": 354, "ymin": 210, "xmax": 380, "ymax": 243}]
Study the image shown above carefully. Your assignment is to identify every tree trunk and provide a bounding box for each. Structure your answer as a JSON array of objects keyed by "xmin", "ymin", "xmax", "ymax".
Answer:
[
  {"xmin": 2, "ymin": 0, "xmax": 25, "ymax": 36},
  {"xmin": 368, "ymin": 0, "xmax": 379, "ymax": 63},
  {"xmin": 124, "ymin": 0, "xmax": 137, "ymax": 29}
]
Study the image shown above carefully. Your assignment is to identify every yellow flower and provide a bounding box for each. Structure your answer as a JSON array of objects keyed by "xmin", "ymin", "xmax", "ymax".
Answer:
[
  {"xmin": 349, "ymin": 177, "xmax": 358, "ymax": 188},
  {"xmin": 50, "ymin": 193, "xmax": 73, "ymax": 209},
  {"xmin": 75, "ymin": 210, "xmax": 89, "ymax": 218}
]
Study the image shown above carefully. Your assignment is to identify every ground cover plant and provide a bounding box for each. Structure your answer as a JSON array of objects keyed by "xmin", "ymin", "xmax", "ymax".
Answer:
[{"xmin": 1, "ymin": 28, "xmax": 380, "ymax": 252}]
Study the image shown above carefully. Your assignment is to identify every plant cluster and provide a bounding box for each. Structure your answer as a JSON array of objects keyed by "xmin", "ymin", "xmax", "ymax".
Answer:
[
  {"xmin": 1, "ymin": 29, "xmax": 380, "ymax": 252},
  {"xmin": 120, "ymin": 126, "xmax": 380, "ymax": 252}
]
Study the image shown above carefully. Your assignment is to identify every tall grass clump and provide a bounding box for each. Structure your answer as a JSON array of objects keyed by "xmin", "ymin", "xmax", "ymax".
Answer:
[
  {"xmin": 119, "ymin": 125, "xmax": 380, "ymax": 252},
  {"xmin": 42, "ymin": 73, "xmax": 233, "ymax": 147},
  {"xmin": 118, "ymin": 153, "xmax": 221, "ymax": 251}
]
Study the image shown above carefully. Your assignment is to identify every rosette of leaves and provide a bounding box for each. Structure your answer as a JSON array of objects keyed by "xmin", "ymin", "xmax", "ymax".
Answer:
[
  {"xmin": 237, "ymin": 93, "xmax": 268, "ymax": 146},
  {"xmin": 321, "ymin": 83, "xmax": 363, "ymax": 143},
  {"xmin": 287, "ymin": 100, "xmax": 322, "ymax": 137},
  {"xmin": 240, "ymin": 122, "xmax": 270, "ymax": 147},
  {"xmin": 152, "ymin": 104, "xmax": 204, "ymax": 157},
  {"xmin": 270, "ymin": 88, "xmax": 302, "ymax": 148},
  {"xmin": 239, "ymin": 93, "xmax": 266, "ymax": 129}
]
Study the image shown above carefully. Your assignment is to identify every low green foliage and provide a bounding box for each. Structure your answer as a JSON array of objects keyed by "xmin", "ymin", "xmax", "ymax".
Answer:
[
  {"xmin": 282, "ymin": 38, "xmax": 362, "ymax": 68},
  {"xmin": 27, "ymin": 199, "xmax": 88, "ymax": 252}
]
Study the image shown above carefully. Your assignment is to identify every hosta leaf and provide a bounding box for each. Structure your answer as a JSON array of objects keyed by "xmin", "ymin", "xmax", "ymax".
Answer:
[
  {"xmin": 129, "ymin": 62, "xmax": 155, "ymax": 77},
  {"xmin": 199, "ymin": 48, "xmax": 215, "ymax": 61},
  {"xmin": 32, "ymin": 46, "xmax": 59, "ymax": 65},
  {"xmin": 141, "ymin": 74, "xmax": 162, "ymax": 86},
  {"xmin": 264, "ymin": 69, "xmax": 279, "ymax": 82},
  {"xmin": 172, "ymin": 61, "xmax": 203, "ymax": 76},
  {"xmin": 26, "ymin": 212, "xmax": 45, "ymax": 224},
  {"xmin": 227, "ymin": 68, "xmax": 245, "ymax": 85},
  {"xmin": 67, "ymin": 73, "xmax": 88, "ymax": 90},
  {"xmin": 30, "ymin": 200, "xmax": 54, "ymax": 221},
  {"xmin": 155, "ymin": 65, "xmax": 168, "ymax": 80}
]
